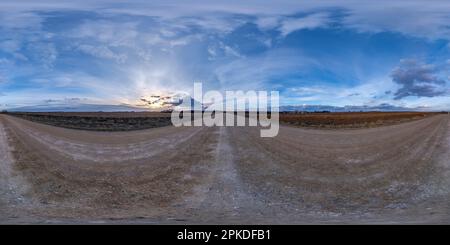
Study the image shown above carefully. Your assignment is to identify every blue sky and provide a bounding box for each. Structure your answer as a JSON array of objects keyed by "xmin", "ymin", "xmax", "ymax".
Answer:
[{"xmin": 0, "ymin": 0, "xmax": 449, "ymax": 110}]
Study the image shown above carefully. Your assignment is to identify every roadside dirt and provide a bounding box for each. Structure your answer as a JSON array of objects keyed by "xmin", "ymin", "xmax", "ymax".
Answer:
[{"xmin": 0, "ymin": 114, "xmax": 449, "ymax": 224}]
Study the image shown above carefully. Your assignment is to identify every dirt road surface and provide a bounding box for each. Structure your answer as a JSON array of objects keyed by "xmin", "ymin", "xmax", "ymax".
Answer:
[{"xmin": 0, "ymin": 114, "xmax": 449, "ymax": 224}]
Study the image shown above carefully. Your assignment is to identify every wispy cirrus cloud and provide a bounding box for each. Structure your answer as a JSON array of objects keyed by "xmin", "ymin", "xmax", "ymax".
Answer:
[
  {"xmin": 279, "ymin": 13, "xmax": 331, "ymax": 36},
  {"xmin": 2, "ymin": 0, "xmax": 450, "ymax": 39},
  {"xmin": 0, "ymin": 0, "xmax": 449, "ymax": 110},
  {"xmin": 76, "ymin": 44, "xmax": 127, "ymax": 63}
]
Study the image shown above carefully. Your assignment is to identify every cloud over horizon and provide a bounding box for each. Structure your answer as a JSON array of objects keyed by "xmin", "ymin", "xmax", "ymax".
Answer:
[
  {"xmin": 391, "ymin": 59, "xmax": 448, "ymax": 100},
  {"xmin": 0, "ymin": 0, "xmax": 449, "ymax": 110}
]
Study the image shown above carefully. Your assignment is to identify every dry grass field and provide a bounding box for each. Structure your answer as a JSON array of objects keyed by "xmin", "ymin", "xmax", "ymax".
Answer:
[
  {"xmin": 279, "ymin": 112, "xmax": 437, "ymax": 128},
  {"xmin": 6, "ymin": 111, "xmax": 439, "ymax": 131},
  {"xmin": 7, "ymin": 112, "xmax": 172, "ymax": 131},
  {"xmin": 9, "ymin": 112, "xmax": 172, "ymax": 118}
]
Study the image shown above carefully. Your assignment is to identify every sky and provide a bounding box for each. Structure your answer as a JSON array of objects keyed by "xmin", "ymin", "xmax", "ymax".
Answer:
[{"xmin": 0, "ymin": 0, "xmax": 449, "ymax": 111}]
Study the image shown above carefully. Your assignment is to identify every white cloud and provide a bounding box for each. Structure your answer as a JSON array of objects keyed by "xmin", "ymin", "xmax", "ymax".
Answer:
[
  {"xmin": 2, "ymin": 1, "xmax": 450, "ymax": 40},
  {"xmin": 0, "ymin": 11, "xmax": 43, "ymax": 30},
  {"xmin": 0, "ymin": 40, "xmax": 21, "ymax": 52},
  {"xmin": 77, "ymin": 44, "xmax": 127, "ymax": 63},
  {"xmin": 207, "ymin": 46, "xmax": 217, "ymax": 60},
  {"xmin": 26, "ymin": 42, "xmax": 58, "ymax": 69},
  {"xmin": 279, "ymin": 13, "xmax": 330, "ymax": 36},
  {"xmin": 207, "ymin": 42, "xmax": 243, "ymax": 61},
  {"xmin": 340, "ymin": 1, "xmax": 450, "ymax": 40},
  {"xmin": 285, "ymin": 77, "xmax": 400, "ymax": 106},
  {"xmin": 214, "ymin": 48, "xmax": 318, "ymax": 90},
  {"xmin": 70, "ymin": 20, "xmax": 139, "ymax": 47},
  {"xmin": 255, "ymin": 16, "xmax": 280, "ymax": 30},
  {"xmin": 168, "ymin": 34, "xmax": 203, "ymax": 47},
  {"xmin": 290, "ymin": 86, "xmax": 328, "ymax": 95},
  {"xmin": 0, "ymin": 40, "xmax": 29, "ymax": 61},
  {"xmin": 222, "ymin": 44, "xmax": 242, "ymax": 58}
]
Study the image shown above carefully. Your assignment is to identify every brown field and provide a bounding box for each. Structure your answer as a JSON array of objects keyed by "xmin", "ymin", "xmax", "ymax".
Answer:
[
  {"xmin": 7, "ymin": 112, "xmax": 172, "ymax": 131},
  {"xmin": 9, "ymin": 111, "xmax": 172, "ymax": 118},
  {"xmin": 279, "ymin": 111, "xmax": 438, "ymax": 128},
  {"xmin": 0, "ymin": 112, "xmax": 449, "ymax": 224},
  {"xmin": 6, "ymin": 111, "xmax": 440, "ymax": 131}
]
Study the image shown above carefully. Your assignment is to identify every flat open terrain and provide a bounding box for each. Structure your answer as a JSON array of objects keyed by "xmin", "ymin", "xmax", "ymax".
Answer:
[
  {"xmin": 8, "ymin": 112, "xmax": 172, "ymax": 131},
  {"xmin": 279, "ymin": 111, "xmax": 437, "ymax": 128},
  {"xmin": 7, "ymin": 111, "xmax": 437, "ymax": 132},
  {"xmin": 0, "ymin": 112, "xmax": 449, "ymax": 224},
  {"xmin": 9, "ymin": 112, "xmax": 172, "ymax": 118}
]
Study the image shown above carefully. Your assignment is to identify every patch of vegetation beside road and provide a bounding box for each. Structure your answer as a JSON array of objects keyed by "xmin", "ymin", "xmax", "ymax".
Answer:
[
  {"xmin": 8, "ymin": 112, "xmax": 172, "ymax": 131},
  {"xmin": 279, "ymin": 111, "xmax": 440, "ymax": 128}
]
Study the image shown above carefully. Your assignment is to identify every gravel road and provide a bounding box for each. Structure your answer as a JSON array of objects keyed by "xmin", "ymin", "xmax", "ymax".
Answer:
[{"xmin": 0, "ymin": 114, "xmax": 449, "ymax": 224}]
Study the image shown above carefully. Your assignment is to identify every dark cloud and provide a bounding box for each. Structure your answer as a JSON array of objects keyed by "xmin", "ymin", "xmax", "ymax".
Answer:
[{"xmin": 391, "ymin": 59, "xmax": 447, "ymax": 100}]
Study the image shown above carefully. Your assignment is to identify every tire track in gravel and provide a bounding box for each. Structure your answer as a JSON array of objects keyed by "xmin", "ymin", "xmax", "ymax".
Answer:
[
  {"xmin": 185, "ymin": 127, "xmax": 266, "ymax": 223},
  {"xmin": 2, "ymin": 115, "xmax": 205, "ymax": 163},
  {"xmin": 1, "ymin": 114, "xmax": 449, "ymax": 223},
  {"xmin": 0, "ymin": 115, "xmax": 220, "ymax": 221},
  {"xmin": 223, "ymin": 114, "xmax": 450, "ymax": 222},
  {"xmin": 0, "ymin": 116, "xmax": 33, "ymax": 221}
]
